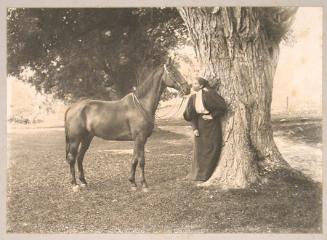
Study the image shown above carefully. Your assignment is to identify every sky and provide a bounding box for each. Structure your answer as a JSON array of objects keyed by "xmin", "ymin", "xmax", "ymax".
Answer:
[{"xmin": 272, "ymin": 7, "xmax": 322, "ymax": 114}]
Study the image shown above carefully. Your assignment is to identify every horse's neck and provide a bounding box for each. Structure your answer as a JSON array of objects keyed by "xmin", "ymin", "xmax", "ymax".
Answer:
[{"xmin": 139, "ymin": 70, "xmax": 165, "ymax": 115}]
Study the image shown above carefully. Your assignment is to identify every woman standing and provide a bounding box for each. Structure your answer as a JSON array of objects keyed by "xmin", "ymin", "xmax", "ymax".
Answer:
[{"xmin": 183, "ymin": 77, "xmax": 227, "ymax": 182}]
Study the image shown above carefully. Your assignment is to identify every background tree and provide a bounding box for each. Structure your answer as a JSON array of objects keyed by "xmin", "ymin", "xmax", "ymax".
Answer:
[
  {"xmin": 179, "ymin": 7, "xmax": 298, "ymax": 188},
  {"xmin": 7, "ymin": 8, "xmax": 187, "ymax": 101}
]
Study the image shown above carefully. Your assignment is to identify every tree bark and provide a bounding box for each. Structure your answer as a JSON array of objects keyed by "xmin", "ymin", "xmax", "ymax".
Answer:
[{"xmin": 179, "ymin": 7, "xmax": 297, "ymax": 188}]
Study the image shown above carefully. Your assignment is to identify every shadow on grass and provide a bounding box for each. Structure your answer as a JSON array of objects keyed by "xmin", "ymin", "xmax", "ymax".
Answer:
[
  {"xmin": 151, "ymin": 127, "xmax": 186, "ymax": 140},
  {"xmin": 7, "ymin": 124, "xmax": 322, "ymax": 233}
]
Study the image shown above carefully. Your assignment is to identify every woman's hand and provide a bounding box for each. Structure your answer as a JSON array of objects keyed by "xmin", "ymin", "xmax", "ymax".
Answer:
[
  {"xmin": 193, "ymin": 129, "xmax": 200, "ymax": 137},
  {"xmin": 202, "ymin": 114, "xmax": 213, "ymax": 120}
]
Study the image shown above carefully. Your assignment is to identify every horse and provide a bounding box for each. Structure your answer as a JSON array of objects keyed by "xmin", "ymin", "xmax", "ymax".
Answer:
[{"xmin": 64, "ymin": 58, "xmax": 191, "ymax": 192}]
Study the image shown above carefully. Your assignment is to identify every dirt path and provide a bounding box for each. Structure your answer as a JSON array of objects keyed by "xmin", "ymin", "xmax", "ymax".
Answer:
[
  {"xmin": 159, "ymin": 125, "xmax": 322, "ymax": 183},
  {"xmin": 274, "ymin": 136, "xmax": 322, "ymax": 182}
]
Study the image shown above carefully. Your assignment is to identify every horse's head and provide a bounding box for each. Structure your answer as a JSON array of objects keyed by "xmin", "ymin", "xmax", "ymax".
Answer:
[{"xmin": 162, "ymin": 58, "xmax": 191, "ymax": 95}]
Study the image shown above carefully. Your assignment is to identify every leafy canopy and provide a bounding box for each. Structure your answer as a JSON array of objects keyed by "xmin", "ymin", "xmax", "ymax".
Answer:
[{"xmin": 8, "ymin": 8, "xmax": 187, "ymax": 100}]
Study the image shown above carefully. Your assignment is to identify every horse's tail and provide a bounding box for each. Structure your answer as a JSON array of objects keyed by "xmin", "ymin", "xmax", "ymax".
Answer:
[{"xmin": 64, "ymin": 107, "xmax": 71, "ymax": 162}]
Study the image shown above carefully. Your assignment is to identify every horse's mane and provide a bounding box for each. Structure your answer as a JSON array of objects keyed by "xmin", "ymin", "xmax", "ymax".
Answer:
[{"xmin": 135, "ymin": 65, "xmax": 164, "ymax": 98}]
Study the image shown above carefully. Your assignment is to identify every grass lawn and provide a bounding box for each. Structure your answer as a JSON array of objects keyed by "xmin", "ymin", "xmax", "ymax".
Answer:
[{"xmin": 7, "ymin": 120, "xmax": 322, "ymax": 233}]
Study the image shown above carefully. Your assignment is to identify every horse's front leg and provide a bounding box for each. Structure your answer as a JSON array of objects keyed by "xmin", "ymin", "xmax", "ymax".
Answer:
[
  {"xmin": 128, "ymin": 135, "xmax": 148, "ymax": 191},
  {"xmin": 137, "ymin": 136, "xmax": 148, "ymax": 192},
  {"xmin": 139, "ymin": 147, "xmax": 149, "ymax": 192},
  {"xmin": 128, "ymin": 135, "xmax": 142, "ymax": 190}
]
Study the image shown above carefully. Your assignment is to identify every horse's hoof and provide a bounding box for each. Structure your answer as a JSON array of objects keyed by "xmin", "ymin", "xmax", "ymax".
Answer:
[
  {"xmin": 142, "ymin": 187, "xmax": 149, "ymax": 193},
  {"xmin": 80, "ymin": 183, "xmax": 87, "ymax": 188},
  {"xmin": 72, "ymin": 185, "xmax": 80, "ymax": 192},
  {"xmin": 131, "ymin": 186, "xmax": 137, "ymax": 191},
  {"xmin": 196, "ymin": 182, "xmax": 206, "ymax": 187}
]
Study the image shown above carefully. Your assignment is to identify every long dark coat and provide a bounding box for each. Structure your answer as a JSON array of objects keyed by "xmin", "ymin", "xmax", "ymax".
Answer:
[{"xmin": 183, "ymin": 89, "xmax": 227, "ymax": 181}]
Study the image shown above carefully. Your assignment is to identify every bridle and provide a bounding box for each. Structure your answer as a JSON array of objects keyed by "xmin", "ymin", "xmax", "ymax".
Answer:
[
  {"xmin": 155, "ymin": 64, "xmax": 189, "ymax": 119},
  {"xmin": 163, "ymin": 64, "xmax": 189, "ymax": 95},
  {"xmin": 132, "ymin": 64, "xmax": 189, "ymax": 122}
]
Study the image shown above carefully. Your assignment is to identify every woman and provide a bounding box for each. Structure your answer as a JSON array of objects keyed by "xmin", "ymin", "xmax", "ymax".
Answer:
[{"xmin": 183, "ymin": 77, "xmax": 227, "ymax": 181}]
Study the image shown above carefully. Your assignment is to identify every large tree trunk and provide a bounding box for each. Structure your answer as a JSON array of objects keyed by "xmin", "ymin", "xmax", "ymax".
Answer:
[{"xmin": 179, "ymin": 7, "xmax": 297, "ymax": 188}]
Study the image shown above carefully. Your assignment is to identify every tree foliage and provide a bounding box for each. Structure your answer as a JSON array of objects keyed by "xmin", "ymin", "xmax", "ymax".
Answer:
[
  {"xmin": 8, "ymin": 8, "xmax": 187, "ymax": 100},
  {"xmin": 8, "ymin": 7, "xmax": 296, "ymax": 102}
]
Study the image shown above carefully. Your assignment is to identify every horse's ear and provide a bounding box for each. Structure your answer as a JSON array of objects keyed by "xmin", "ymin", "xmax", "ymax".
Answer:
[
  {"xmin": 166, "ymin": 57, "xmax": 172, "ymax": 65},
  {"xmin": 171, "ymin": 53, "xmax": 176, "ymax": 62}
]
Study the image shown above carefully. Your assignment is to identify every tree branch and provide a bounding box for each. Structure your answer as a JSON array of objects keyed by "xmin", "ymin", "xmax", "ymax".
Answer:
[{"xmin": 259, "ymin": 7, "xmax": 298, "ymax": 43}]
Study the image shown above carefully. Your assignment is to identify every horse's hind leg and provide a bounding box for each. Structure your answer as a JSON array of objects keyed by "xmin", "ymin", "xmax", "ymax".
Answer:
[
  {"xmin": 66, "ymin": 139, "xmax": 80, "ymax": 192},
  {"xmin": 77, "ymin": 134, "xmax": 93, "ymax": 187},
  {"xmin": 128, "ymin": 151, "xmax": 139, "ymax": 190}
]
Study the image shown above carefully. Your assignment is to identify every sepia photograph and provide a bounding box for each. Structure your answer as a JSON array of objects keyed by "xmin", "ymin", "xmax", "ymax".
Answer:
[{"xmin": 2, "ymin": 1, "xmax": 325, "ymax": 239}]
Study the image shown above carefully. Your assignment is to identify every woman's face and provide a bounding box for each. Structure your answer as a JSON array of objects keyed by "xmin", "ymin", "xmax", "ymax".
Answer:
[{"xmin": 192, "ymin": 79, "xmax": 202, "ymax": 92}]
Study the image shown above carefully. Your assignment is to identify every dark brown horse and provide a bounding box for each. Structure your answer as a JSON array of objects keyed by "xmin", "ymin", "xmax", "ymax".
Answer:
[{"xmin": 64, "ymin": 58, "xmax": 190, "ymax": 192}]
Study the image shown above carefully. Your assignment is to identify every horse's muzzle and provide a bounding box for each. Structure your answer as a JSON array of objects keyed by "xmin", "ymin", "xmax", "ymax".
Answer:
[{"xmin": 180, "ymin": 83, "xmax": 191, "ymax": 95}]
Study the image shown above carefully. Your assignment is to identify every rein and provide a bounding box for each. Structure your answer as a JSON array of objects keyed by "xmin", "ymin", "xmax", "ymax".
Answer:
[
  {"xmin": 156, "ymin": 96, "xmax": 187, "ymax": 119},
  {"xmin": 132, "ymin": 93, "xmax": 154, "ymax": 125},
  {"xmin": 132, "ymin": 64, "xmax": 188, "ymax": 122},
  {"xmin": 156, "ymin": 64, "xmax": 189, "ymax": 118},
  {"xmin": 164, "ymin": 64, "xmax": 189, "ymax": 96}
]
